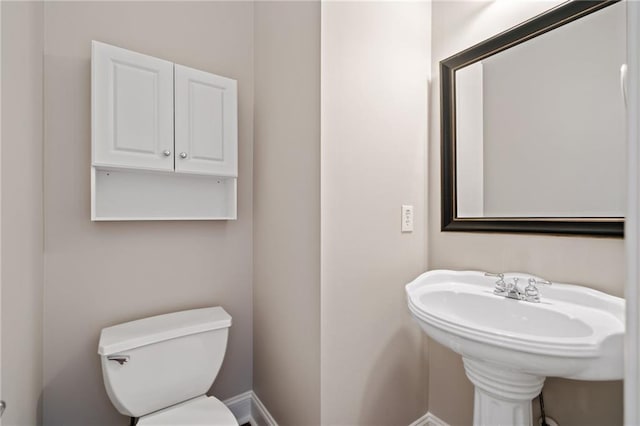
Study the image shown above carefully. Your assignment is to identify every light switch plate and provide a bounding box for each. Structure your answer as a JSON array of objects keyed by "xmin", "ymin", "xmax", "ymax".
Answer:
[{"xmin": 402, "ymin": 205, "xmax": 414, "ymax": 233}]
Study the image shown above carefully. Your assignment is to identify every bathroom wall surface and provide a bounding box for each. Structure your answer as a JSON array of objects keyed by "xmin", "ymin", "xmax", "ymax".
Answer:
[
  {"xmin": 1, "ymin": 2, "xmax": 44, "ymax": 425},
  {"xmin": 43, "ymin": 2, "xmax": 254, "ymax": 425},
  {"xmin": 429, "ymin": 1, "xmax": 624, "ymax": 425},
  {"xmin": 321, "ymin": 2, "xmax": 430, "ymax": 424},
  {"xmin": 253, "ymin": 2, "xmax": 321, "ymax": 425}
]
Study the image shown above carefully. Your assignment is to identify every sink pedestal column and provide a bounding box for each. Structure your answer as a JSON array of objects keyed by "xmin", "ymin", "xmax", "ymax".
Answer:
[{"xmin": 463, "ymin": 358, "xmax": 545, "ymax": 426}]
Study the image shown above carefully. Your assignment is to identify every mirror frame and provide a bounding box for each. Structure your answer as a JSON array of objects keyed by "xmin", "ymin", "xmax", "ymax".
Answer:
[{"xmin": 441, "ymin": 0, "xmax": 624, "ymax": 237}]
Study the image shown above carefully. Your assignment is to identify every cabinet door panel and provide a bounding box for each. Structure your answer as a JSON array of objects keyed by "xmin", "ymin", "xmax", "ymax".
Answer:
[
  {"xmin": 92, "ymin": 41, "xmax": 174, "ymax": 171},
  {"xmin": 175, "ymin": 64, "xmax": 238, "ymax": 176}
]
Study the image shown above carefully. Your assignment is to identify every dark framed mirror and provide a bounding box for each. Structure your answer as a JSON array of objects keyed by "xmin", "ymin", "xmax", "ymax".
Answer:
[{"xmin": 441, "ymin": 0, "xmax": 625, "ymax": 237}]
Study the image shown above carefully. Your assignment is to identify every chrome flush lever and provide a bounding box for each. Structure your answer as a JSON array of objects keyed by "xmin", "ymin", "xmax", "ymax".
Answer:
[{"xmin": 107, "ymin": 355, "xmax": 130, "ymax": 365}]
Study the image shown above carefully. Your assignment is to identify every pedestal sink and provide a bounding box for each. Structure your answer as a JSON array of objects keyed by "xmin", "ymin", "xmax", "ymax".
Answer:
[{"xmin": 406, "ymin": 270, "xmax": 624, "ymax": 426}]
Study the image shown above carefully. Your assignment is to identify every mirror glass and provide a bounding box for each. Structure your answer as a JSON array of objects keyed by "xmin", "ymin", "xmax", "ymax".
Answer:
[{"xmin": 443, "ymin": 1, "xmax": 626, "ymax": 235}]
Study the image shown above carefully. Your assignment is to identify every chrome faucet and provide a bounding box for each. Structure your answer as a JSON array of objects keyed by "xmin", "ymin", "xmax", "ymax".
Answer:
[{"xmin": 485, "ymin": 272, "xmax": 552, "ymax": 303}]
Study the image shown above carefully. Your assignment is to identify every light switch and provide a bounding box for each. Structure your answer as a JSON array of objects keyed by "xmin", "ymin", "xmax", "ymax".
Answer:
[{"xmin": 402, "ymin": 205, "xmax": 414, "ymax": 233}]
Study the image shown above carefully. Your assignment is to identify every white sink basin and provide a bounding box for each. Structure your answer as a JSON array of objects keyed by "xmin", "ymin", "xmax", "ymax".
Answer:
[{"xmin": 406, "ymin": 270, "xmax": 624, "ymax": 426}]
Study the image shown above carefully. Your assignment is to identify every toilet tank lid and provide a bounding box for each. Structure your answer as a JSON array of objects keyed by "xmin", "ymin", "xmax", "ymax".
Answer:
[{"xmin": 98, "ymin": 307, "xmax": 231, "ymax": 355}]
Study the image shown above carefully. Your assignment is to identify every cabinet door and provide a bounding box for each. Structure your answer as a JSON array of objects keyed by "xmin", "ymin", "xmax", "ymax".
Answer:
[
  {"xmin": 174, "ymin": 64, "xmax": 238, "ymax": 176},
  {"xmin": 92, "ymin": 41, "xmax": 174, "ymax": 171}
]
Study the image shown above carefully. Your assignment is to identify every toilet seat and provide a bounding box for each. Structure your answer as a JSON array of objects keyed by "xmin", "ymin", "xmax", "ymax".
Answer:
[{"xmin": 137, "ymin": 396, "xmax": 238, "ymax": 426}]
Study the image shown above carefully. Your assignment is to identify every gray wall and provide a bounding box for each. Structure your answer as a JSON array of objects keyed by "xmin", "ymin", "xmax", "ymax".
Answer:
[
  {"xmin": 429, "ymin": 1, "xmax": 624, "ymax": 425},
  {"xmin": 42, "ymin": 2, "xmax": 254, "ymax": 425},
  {"xmin": 254, "ymin": 3, "xmax": 433, "ymax": 424},
  {"xmin": 1, "ymin": 2, "xmax": 44, "ymax": 425},
  {"xmin": 253, "ymin": 2, "xmax": 321, "ymax": 425},
  {"xmin": 320, "ymin": 2, "xmax": 430, "ymax": 424}
]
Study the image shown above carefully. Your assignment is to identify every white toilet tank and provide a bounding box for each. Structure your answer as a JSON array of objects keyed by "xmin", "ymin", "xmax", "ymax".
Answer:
[{"xmin": 98, "ymin": 307, "xmax": 231, "ymax": 418}]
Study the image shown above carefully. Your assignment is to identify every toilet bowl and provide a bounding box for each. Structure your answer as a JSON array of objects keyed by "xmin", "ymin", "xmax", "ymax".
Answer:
[{"xmin": 98, "ymin": 307, "xmax": 238, "ymax": 426}]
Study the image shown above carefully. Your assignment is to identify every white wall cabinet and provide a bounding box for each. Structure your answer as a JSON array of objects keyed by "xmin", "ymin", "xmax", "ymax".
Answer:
[
  {"xmin": 175, "ymin": 64, "xmax": 238, "ymax": 176},
  {"xmin": 92, "ymin": 41, "xmax": 175, "ymax": 172},
  {"xmin": 91, "ymin": 41, "xmax": 238, "ymax": 221}
]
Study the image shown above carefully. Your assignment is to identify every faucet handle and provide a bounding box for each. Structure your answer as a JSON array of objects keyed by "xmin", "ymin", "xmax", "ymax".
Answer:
[
  {"xmin": 485, "ymin": 272, "xmax": 505, "ymax": 284},
  {"xmin": 524, "ymin": 278, "xmax": 551, "ymax": 303},
  {"xmin": 528, "ymin": 278, "xmax": 552, "ymax": 286},
  {"xmin": 524, "ymin": 285, "xmax": 540, "ymax": 302},
  {"xmin": 485, "ymin": 272, "xmax": 507, "ymax": 293},
  {"xmin": 484, "ymin": 272, "xmax": 504, "ymax": 280}
]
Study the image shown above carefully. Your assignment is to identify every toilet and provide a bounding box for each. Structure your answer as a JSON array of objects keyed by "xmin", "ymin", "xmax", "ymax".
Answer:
[{"xmin": 98, "ymin": 307, "xmax": 238, "ymax": 425}]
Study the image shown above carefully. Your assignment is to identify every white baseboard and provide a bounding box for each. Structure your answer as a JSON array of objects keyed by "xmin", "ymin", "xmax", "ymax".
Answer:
[
  {"xmin": 223, "ymin": 391, "xmax": 278, "ymax": 426},
  {"xmin": 225, "ymin": 392, "xmax": 445, "ymax": 426},
  {"xmin": 409, "ymin": 411, "xmax": 450, "ymax": 426},
  {"xmin": 250, "ymin": 391, "xmax": 278, "ymax": 426},
  {"xmin": 223, "ymin": 391, "xmax": 254, "ymax": 425}
]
